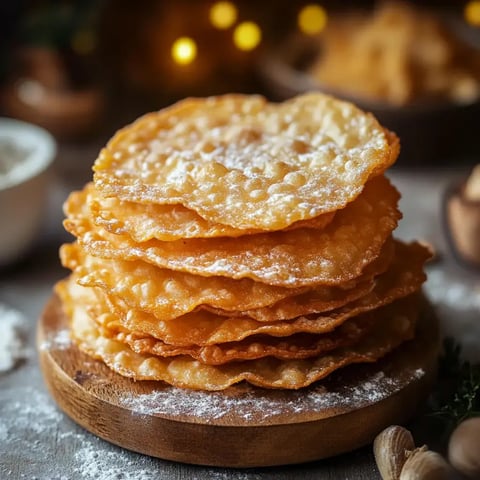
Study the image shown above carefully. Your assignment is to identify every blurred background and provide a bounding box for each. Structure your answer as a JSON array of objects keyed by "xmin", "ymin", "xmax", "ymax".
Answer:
[
  {"xmin": 1, "ymin": 0, "xmax": 480, "ymax": 163},
  {"xmin": 1, "ymin": 0, "xmax": 480, "ymax": 264}
]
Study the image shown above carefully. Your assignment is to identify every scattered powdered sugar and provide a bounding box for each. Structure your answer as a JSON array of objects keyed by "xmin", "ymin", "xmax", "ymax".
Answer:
[
  {"xmin": 0, "ymin": 386, "xmax": 152, "ymax": 479},
  {"xmin": 0, "ymin": 420, "xmax": 7, "ymax": 442},
  {"xmin": 425, "ymin": 268, "xmax": 480, "ymax": 311},
  {"xmin": 70, "ymin": 437, "xmax": 262, "ymax": 480},
  {"xmin": 190, "ymin": 473, "xmax": 263, "ymax": 480},
  {"xmin": 424, "ymin": 267, "xmax": 480, "ymax": 362},
  {"xmin": 0, "ymin": 385, "xmax": 268, "ymax": 479},
  {"xmin": 72, "ymin": 442, "xmax": 154, "ymax": 480},
  {"xmin": 39, "ymin": 328, "xmax": 72, "ymax": 351},
  {"xmin": 0, "ymin": 303, "xmax": 29, "ymax": 373},
  {"xmin": 119, "ymin": 369, "xmax": 425, "ymax": 423},
  {"xmin": 2, "ymin": 387, "xmax": 63, "ymax": 434}
]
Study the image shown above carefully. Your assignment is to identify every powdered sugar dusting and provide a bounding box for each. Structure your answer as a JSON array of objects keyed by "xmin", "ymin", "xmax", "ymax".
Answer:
[
  {"xmin": 0, "ymin": 303, "xmax": 29, "ymax": 373},
  {"xmin": 119, "ymin": 368, "xmax": 425, "ymax": 423},
  {"xmin": 0, "ymin": 386, "xmax": 273, "ymax": 479},
  {"xmin": 39, "ymin": 328, "xmax": 72, "ymax": 351},
  {"xmin": 424, "ymin": 267, "xmax": 480, "ymax": 362},
  {"xmin": 72, "ymin": 442, "xmax": 153, "ymax": 480},
  {"xmin": 425, "ymin": 268, "xmax": 480, "ymax": 310},
  {"xmin": 0, "ymin": 386, "xmax": 153, "ymax": 479}
]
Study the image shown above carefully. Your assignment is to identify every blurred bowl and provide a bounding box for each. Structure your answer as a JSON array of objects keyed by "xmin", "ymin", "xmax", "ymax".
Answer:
[
  {"xmin": 0, "ymin": 118, "xmax": 56, "ymax": 266},
  {"xmin": 443, "ymin": 178, "xmax": 480, "ymax": 270},
  {"xmin": 259, "ymin": 35, "xmax": 480, "ymax": 165},
  {"xmin": 2, "ymin": 47, "xmax": 105, "ymax": 140}
]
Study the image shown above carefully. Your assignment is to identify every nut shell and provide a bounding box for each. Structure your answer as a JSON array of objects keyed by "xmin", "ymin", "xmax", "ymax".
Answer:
[
  {"xmin": 374, "ymin": 425, "xmax": 415, "ymax": 480},
  {"xmin": 400, "ymin": 448, "xmax": 453, "ymax": 480},
  {"xmin": 448, "ymin": 417, "xmax": 480, "ymax": 478}
]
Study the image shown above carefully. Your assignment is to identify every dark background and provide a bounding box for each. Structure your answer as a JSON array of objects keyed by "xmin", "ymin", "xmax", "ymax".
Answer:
[{"xmin": 0, "ymin": 0, "xmax": 479, "ymax": 164}]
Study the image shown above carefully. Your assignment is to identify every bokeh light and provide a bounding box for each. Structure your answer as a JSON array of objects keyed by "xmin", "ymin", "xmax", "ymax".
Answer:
[
  {"xmin": 209, "ymin": 1, "xmax": 238, "ymax": 30},
  {"xmin": 298, "ymin": 4, "xmax": 328, "ymax": 35},
  {"xmin": 233, "ymin": 22, "xmax": 262, "ymax": 51},
  {"xmin": 171, "ymin": 37, "xmax": 197, "ymax": 65},
  {"xmin": 465, "ymin": 1, "xmax": 480, "ymax": 26},
  {"xmin": 16, "ymin": 79, "xmax": 44, "ymax": 106}
]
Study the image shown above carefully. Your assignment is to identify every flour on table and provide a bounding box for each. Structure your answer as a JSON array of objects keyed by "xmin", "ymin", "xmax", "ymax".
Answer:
[
  {"xmin": 424, "ymin": 267, "xmax": 480, "ymax": 362},
  {"xmin": 0, "ymin": 386, "xmax": 158, "ymax": 479},
  {"xmin": 0, "ymin": 303, "xmax": 29, "ymax": 373},
  {"xmin": 0, "ymin": 385, "xmax": 265, "ymax": 479},
  {"xmin": 425, "ymin": 268, "xmax": 480, "ymax": 311}
]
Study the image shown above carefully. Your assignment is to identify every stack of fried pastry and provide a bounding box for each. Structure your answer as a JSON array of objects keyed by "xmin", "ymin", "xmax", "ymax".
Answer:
[{"xmin": 56, "ymin": 93, "xmax": 431, "ymax": 391}]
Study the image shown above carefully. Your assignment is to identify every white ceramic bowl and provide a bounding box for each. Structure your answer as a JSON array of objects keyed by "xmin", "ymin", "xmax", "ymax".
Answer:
[{"xmin": 0, "ymin": 118, "xmax": 56, "ymax": 266}]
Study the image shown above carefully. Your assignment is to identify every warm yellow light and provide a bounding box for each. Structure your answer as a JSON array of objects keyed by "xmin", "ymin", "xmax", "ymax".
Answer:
[
  {"xmin": 465, "ymin": 1, "xmax": 480, "ymax": 26},
  {"xmin": 171, "ymin": 37, "xmax": 197, "ymax": 65},
  {"xmin": 233, "ymin": 22, "xmax": 262, "ymax": 51},
  {"xmin": 210, "ymin": 1, "xmax": 238, "ymax": 29},
  {"xmin": 298, "ymin": 4, "xmax": 328, "ymax": 35}
]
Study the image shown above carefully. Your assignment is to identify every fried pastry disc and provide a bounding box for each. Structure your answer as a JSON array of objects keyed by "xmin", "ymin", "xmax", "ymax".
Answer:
[
  {"xmin": 60, "ymin": 243, "xmax": 305, "ymax": 319},
  {"xmin": 64, "ymin": 175, "xmax": 401, "ymax": 287},
  {"xmin": 88, "ymin": 184, "xmax": 336, "ymax": 241},
  {"xmin": 208, "ymin": 238, "xmax": 394, "ymax": 321},
  {"xmin": 59, "ymin": 240, "xmax": 393, "ymax": 322},
  {"xmin": 232, "ymin": 239, "xmax": 419, "ymax": 322},
  {"xmin": 93, "ymin": 93, "xmax": 399, "ymax": 230},
  {"xmin": 100, "ymin": 314, "xmax": 376, "ymax": 365},
  {"xmin": 65, "ymin": 293, "xmax": 418, "ymax": 390},
  {"xmin": 60, "ymin": 240, "xmax": 429, "ymax": 347},
  {"xmin": 101, "ymin": 241, "xmax": 427, "ymax": 345},
  {"xmin": 101, "ymin": 289, "xmax": 384, "ymax": 348}
]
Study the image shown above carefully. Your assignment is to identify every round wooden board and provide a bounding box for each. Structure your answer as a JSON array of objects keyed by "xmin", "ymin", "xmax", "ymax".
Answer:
[{"xmin": 38, "ymin": 294, "xmax": 440, "ymax": 468}]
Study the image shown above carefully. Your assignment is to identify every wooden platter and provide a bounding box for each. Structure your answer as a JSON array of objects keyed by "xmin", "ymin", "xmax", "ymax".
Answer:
[{"xmin": 38, "ymin": 294, "xmax": 440, "ymax": 468}]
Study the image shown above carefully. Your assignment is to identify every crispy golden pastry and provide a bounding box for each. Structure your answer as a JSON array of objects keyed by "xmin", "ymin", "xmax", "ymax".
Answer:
[
  {"xmin": 60, "ymin": 239, "xmax": 393, "ymax": 321},
  {"xmin": 64, "ymin": 291, "xmax": 419, "ymax": 390},
  {"xmin": 56, "ymin": 241, "xmax": 429, "ymax": 349},
  {"xmin": 88, "ymin": 183, "xmax": 336, "ymax": 241},
  {"xmin": 212, "ymin": 240, "xmax": 424, "ymax": 322},
  {"xmin": 64, "ymin": 175, "xmax": 401, "ymax": 287},
  {"xmin": 60, "ymin": 243, "xmax": 305, "ymax": 319},
  {"xmin": 102, "ymin": 316, "xmax": 376, "ymax": 365},
  {"xmin": 54, "ymin": 92, "xmax": 429, "ymax": 391},
  {"xmin": 93, "ymin": 94, "xmax": 398, "ymax": 230}
]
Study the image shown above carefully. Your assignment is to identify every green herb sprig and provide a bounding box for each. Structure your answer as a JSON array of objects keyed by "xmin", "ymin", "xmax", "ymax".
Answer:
[{"xmin": 427, "ymin": 337, "xmax": 480, "ymax": 438}]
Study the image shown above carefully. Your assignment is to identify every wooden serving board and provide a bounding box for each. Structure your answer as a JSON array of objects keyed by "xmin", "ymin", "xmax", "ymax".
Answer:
[{"xmin": 38, "ymin": 294, "xmax": 439, "ymax": 468}]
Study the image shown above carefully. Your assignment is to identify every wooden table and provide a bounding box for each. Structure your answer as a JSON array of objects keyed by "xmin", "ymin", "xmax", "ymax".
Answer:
[{"xmin": 1, "ymin": 159, "xmax": 479, "ymax": 479}]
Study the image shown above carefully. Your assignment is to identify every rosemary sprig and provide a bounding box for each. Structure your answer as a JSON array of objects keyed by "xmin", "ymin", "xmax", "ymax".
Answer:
[{"xmin": 427, "ymin": 338, "xmax": 480, "ymax": 438}]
